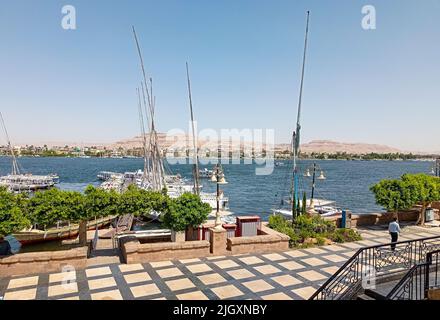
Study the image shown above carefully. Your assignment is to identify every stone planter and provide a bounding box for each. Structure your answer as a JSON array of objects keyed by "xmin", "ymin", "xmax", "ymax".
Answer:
[{"xmin": 171, "ymin": 230, "xmax": 186, "ymax": 242}]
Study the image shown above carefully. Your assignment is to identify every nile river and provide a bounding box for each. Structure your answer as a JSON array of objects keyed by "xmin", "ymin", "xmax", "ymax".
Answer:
[{"xmin": 0, "ymin": 157, "xmax": 434, "ymax": 220}]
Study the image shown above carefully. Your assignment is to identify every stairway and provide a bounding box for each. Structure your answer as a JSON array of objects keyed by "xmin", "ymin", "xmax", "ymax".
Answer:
[
  {"xmin": 310, "ymin": 235, "xmax": 440, "ymax": 300},
  {"xmin": 357, "ymin": 292, "xmax": 379, "ymax": 300},
  {"xmin": 86, "ymin": 228, "xmax": 122, "ymax": 267}
]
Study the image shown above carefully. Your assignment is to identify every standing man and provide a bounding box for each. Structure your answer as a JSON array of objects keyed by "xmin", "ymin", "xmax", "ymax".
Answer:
[{"xmin": 389, "ymin": 217, "xmax": 401, "ymax": 251}]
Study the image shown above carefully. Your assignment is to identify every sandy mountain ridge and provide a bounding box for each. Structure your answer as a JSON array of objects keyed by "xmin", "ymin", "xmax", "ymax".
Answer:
[
  {"xmin": 109, "ymin": 134, "xmax": 406, "ymax": 155},
  {"xmin": 16, "ymin": 134, "xmax": 437, "ymax": 155}
]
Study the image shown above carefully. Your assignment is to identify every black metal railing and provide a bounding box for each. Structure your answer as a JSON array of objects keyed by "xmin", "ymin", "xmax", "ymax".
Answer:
[
  {"xmin": 386, "ymin": 249, "xmax": 440, "ymax": 300},
  {"xmin": 309, "ymin": 235, "xmax": 440, "ymax": 300}
]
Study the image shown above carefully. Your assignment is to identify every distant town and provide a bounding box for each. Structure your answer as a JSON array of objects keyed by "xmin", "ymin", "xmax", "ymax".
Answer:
[{"xmin": 1, "ymin": 143, "xmax": 438, "ymax": 161}]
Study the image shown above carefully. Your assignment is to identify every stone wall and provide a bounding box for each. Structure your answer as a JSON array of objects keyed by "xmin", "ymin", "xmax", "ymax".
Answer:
[
  {"xmin": 325, "ymin": 208, "xmax": 439, "ymax": 228},
  {"xmin": 432, "ymin": 202, "xmax": 440, "ymax": 211},
  {"xmin": 226, "ymin": 225, "xmax": 289, "ymax": 255},
  {"xmin": 121, "ymin": 239, "xmax": 211, "ymax": 264},
  {"xmin": 0, "ymin": 246, "xmax": 88, "ymax": 277},
  {"xmin": 120, "ymin": 225, "xmax": 290, "ymax": 264}
]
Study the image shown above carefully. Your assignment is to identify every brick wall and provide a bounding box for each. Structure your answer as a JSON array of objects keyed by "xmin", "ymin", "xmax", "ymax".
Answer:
[
  {"xmin": 0, "ymin": 246, "xmax": 88, "ymax": 277},
  {"xmin": 227, "ymin": 225, "xmax": 289, "ymax": 255},
  {"xmin": 432, "ymin": 202, "xmax": 440, "ymax": 211},
  {"xmin": 325, "ymin": 208, "xmax": 439, "ymax": 228},
  {"xmin": 120, "ymin": 224, "xmax": 290, "ymax": 264},
  {"xmin": 121, "ymin": 239, "xmax": 211, "ymax": 264}
]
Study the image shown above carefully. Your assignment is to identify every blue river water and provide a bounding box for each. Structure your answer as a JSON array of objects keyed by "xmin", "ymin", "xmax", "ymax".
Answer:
[{"xmin": 0, "ymin": 156, "xmax": 434, "ymax": 219}]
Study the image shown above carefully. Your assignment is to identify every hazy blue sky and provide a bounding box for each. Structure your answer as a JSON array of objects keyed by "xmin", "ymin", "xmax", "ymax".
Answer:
[{"xmin": 0, "ymin": 0, "xmax": 439, "ymax": 152}]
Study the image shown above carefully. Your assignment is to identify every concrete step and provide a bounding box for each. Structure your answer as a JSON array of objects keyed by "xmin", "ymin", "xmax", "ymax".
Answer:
[
  {"xmin": 363, "ymin": 289, "xmax": 387, "ymax": 300},
  {"xmin": 357, "ymin": 293, "xmax": 376, "ymax": 300}
]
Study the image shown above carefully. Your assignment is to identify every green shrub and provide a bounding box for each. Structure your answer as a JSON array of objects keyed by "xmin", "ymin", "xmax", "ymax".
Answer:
[
  {"xmin": 269, "ymin": 215, "xmax": 302, "ymax": 246},
  {"xmin": 315, "ymin": 235, "xmax": 326, "ymax": 246},
  {"xmin": 298, "ymin": 228, "xmax": 314, "ymax": 241},
  {"xmin": 162, "ymin": 193, "xmax": 211, "ymax": 232},
  {"xmin": 0, "ymin": 187, "xmax": 31, "ymax": 236},
  {"xmin": 269, "ymin": 213, "xmax": 361, "ymax": 248},
  {"xmin": 281, "ymin": 226, "xmax": 301, "ymax": 246},
  {"xmin": 330, "ymin": 228, "xmax": 362, "ymax": 243},
  {"xmin": 268, "ymin": 214, "xmax": 288, "ymax": 230}
]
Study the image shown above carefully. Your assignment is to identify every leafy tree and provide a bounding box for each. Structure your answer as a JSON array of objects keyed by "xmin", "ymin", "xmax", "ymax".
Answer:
[
  {"xmin": 370, "ymin": 179, "xmax": 413, "ymax": 220},
  {"xmin": 401, "ymin": 174, "xmax": 440, "ymax": 225},
  {"xmin": 162, "ymin": 193, "xmax": 211, "ymax": 232},
  {"xmin": 371, "ymin": 174, "xmax": 440, "ymax": 225},
  {"xmin": 117, "ymin": 184, "xmax": 169, "ymax": 218},
  {"xmin": 118, "ymin": 185, "xmax": 150, "ymax": 216},
  {"xmin": 302, "ymin": 192, "xmax": 307, "ymax": 215},
  {"xmin": 27, "ymin": 188, "xmax": 73, "ymax": 229},
  {"xmin": 0, "ymin": 187, "xmax": 31, "ymax": 236},
  {"xmin": 84, "ymin": 185, "xmax": 119, "ymax": 219},
  {"xmin": 82, "ymin": 185, "xmax": 121, "ymax": 245},
  {"xmin": 27, "ymin": 188, "xmax": 87, "ymax": 244}
]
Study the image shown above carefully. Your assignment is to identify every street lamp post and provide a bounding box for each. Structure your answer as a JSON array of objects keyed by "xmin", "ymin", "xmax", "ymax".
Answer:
[
  {"xmin": 304, "ymin": 162, "xmax": 326, "ymax": 210},
  {"xmin": 310, "ymin": 163, "xmax": 317, "ymax": 208},
  {"xmin": 435, "ymin": 158, "xmax": 440, "ymax": 177},
  {"xmin": 213, "ymin": 150, "xmax": 227, "ymax": 229},
  {"xmin": 430, "ymin": 158, "xmax": 440, "ymax": 177},
  {"xmin": 215, "ymin": 165, "xmax": 222, "ymax": 228}
]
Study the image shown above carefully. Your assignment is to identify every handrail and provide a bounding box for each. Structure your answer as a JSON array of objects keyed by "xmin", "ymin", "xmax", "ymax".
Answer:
[
  {"xmin": 386, "ymin": 249, "xmax": 440, "ymax": 300},
  {"xmin": 309, "ymin": 234, "xmax": 440, "ymax": 300}
]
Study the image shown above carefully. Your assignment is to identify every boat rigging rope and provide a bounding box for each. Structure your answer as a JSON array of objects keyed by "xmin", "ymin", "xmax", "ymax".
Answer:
[{"xmin": 273, "ymin": 159, "xmax": 294, "ymax": 209}]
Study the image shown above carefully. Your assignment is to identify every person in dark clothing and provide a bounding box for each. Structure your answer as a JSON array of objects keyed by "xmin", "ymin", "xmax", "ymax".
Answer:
[
  {"xmin": 0, "ymin": 236, "xmax": 12, "ymax": 256},
  {"xmin": 388, "ymin": 217, "xmax": 401, "ymax": 251}
]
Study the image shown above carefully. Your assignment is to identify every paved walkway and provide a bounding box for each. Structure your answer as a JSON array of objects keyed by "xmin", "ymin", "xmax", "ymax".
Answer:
[{"xmin": 1, "ymin": 226, "xmax": 440, "ymax": 300}]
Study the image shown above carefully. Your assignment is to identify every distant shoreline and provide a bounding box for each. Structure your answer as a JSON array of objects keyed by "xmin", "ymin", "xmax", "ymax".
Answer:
[{"xmin": 1, "ymin": 155, "xmax": 438, "ymax": 162}]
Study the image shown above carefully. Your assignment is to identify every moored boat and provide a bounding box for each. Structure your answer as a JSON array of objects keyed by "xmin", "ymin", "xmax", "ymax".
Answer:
[
  {"xmin": 199, "ymin": 168, "xmax": 214, "ymax": 178},
  {"xmin": 0, "ymin": 112, "xmax": 59, "ymax": 192},
  {"xmin": 0, "ymin": 174, "xmax": 58, "ymax": 191},
  {"xmin": 13, "ymin": 215, "xmax": 117, "ymax": 245},
  {"xmin": 272, "ymin": 198, "xmax": 342, "ymax": 218}
]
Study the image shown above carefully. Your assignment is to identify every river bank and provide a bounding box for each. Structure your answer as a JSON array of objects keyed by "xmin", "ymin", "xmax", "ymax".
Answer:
[{"xmin": 0, "ymin": 157, "xmax": 436, "ymax": 217}]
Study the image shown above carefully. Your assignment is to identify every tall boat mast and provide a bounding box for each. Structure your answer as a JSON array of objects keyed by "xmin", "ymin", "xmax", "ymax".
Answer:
[
  {"xmin": 136, "ymin": 87, "xmax": 149, "ymax": 182},
  {"xmin": 292, "ymin": 11, "xmax": 310, "ymax": 216},
  {"xmin": 0, "ymin": 112, "xmax": 20, "ymax": 175},
  {"xmin": 140, "ymin": 81, "xmax": 152, "ymax": 177},
  {"xmin": 186, "ymin": 62, "xmax": 200, "ymax": 195},
  {"xmin": 132, "ymin": 26, "xmax": 165, "ymax": 190}
]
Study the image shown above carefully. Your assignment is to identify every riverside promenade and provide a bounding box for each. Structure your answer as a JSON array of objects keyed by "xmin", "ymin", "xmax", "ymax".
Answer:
[{"xmin": 1, "ymin": 225, "xmax": 440, "ymax": 300}]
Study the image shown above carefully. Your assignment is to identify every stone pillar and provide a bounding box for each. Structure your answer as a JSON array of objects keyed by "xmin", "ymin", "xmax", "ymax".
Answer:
[
  {"xmin": 171, "ymin": 230, "xmax": 186, "ymax": 242},
  {"xmin": 78, "ymin": 220, "xmax": 88, "ymax": 246},
  {"xmin": 209, "ymin": 227, "xmax": 228, "ymax": 255}
]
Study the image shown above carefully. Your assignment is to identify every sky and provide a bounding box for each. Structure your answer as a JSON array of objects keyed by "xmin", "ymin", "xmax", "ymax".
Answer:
[{"xmin": 0, "ymin": 0, "xmax": 439, "ymax": 152}]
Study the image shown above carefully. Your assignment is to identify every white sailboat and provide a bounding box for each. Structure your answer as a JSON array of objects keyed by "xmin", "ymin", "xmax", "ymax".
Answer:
[
  {"xmin": 199, "ymin": 167, "xmax": 215, "ymax": 178},
  {"xmin": 272, "ymin": 198, "xmax": 341, "ymax": 218},
  {"xmin": 271, "ymin": 12, "xmax": 340, "ymax": 219},
  {"xmin": 183, "ymin": 62, "xmax": 229, "ymax": 213},
  {"xmin": 100, "ymin": 28, "xmax": 229, "ymax": 213},
  {"xmin": 0, "ymin": 112, "xmax": 59, "ymax": 192}
]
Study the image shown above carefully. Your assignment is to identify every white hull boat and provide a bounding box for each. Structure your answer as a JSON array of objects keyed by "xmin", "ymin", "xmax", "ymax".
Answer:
[
  {"xmin": 272, "ymin": 199, "xmax": 342, "ymax": 218},
  {"xmin": 0, "ymin": 174, "xmax": 59, "ymax": 192}
]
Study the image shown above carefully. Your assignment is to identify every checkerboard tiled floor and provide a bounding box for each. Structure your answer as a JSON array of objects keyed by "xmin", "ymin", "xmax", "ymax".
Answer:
[{"xmin": 1, "ymin": 226, "xmax": 440, "ymax": 300}]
